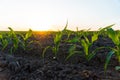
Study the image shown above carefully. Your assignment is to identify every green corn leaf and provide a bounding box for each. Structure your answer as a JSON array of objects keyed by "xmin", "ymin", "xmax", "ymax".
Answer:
[
  {"xmin": 99, "ymin": 24, "xmax": 115, "ymax": 32},
  {"xmin": 0, "ymin": 35, "xmax": 3, "ymax": 39},
  {"xmin": 107, "ymin": 28, "xmax": 119, "ymax": 45},
  {"xmin": 92, "ymin": 33, "xmax": 98, "ymax": 43},
  {"xmin": 92, "ymin": 46, "xmax": 108, "ymax": 54},
  {"xmin": 115, "ymin": 66, "xmax": 120, "ymax": 71},
  {"xmin": 21, "ymin": 42, "xmax": 25, "ymax": 50},
  {"xmin": 107, "ymin": 28, "xmax": 115, "ymax": 38},
  {"xmin": 8, "ymin": 27, "xmax": 14, "ymax": 33},
  {"xmin": 42, "ymin": 46, "xmax": 51, "ymax": 58},
  {"xmin": 54, "ymin": 33, "xmax": 62, "ymax": 45},
  {"xmin": 66, "ymin": 51, "xmax": 81, "ymax": 61},
  {"xmin": 88, "ymin": 47, "xmax": 109, "ymax": 61},
  {"xmin": 107, "ymin": 28, "xmax": 116, "ymax": 41},
  {"xmin": 86, "ymin": 52, "xmax": 96, "ymax": 61},
  {"xmin": 52, "ymin": 31, "xmax": 63, "ymax": 58},
  {"xmin": 62, "ymin": 20, "xmax": 68, "ymax": 33},
  {"xmin": 84, "ymin": 36, "xmax": 90, "ymax": 44},
  {"xmin": 104, "ymin": 51, "xmax": 114, "ymax": 73},
  {"xmin": 81, "ymin": 39, "xmax": 89, "ymax": 56},
  {"xmin": 8, "ymin": 27, "xmax": 16, "ymax": 37},
  {"xmin": 52, "ymin": 46, "xmax": 58, "ymax": 56},
  {"xmin": 19, "ymin": 34, "xmax": 24, "ymax": 40},
  {"xmin": 27, "ymin": 41, "xmax": 34, "ymax": 47},
  {"xmin": 66, "ymin": 45, "xmax": 77, "ymax": 60},
  {"xmin": 2, "ymin": 39, "xmax": 8, "ymax": 51},
  {"xmin": 0, "ymin": 34, "xmax": 8, "ymax": 51},
  {"xmin": 24, "ymin": 29, "xmax": 32, "ymax": 41},
  {"xmin": 13, "ymin": 39, "xmax": 18, "ymax": 51},
  {"xmin": 76, "ymin": 27, "xmax": 81, "ymax": 37},
  {"xmin": 69, "ymin": 45, "xmax": 76, "ymax": 53},
  {"xmin": 66, "ymin": 32, "xmax": 71, "ymax": 40},
  {"xmin": 67, "ymin": 37, "xmax": 79, "ymax": 43}
]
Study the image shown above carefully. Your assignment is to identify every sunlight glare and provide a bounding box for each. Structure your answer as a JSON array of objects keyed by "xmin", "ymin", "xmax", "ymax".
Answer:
[{"xmin": 31, "ymin": 24, "xmax": 51, "ymax": 31}]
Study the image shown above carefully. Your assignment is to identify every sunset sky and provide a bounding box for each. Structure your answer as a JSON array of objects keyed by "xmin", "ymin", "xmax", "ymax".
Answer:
[{"xmin": 0, "ymin": 0, "xmax": 120, "ymax": 31}]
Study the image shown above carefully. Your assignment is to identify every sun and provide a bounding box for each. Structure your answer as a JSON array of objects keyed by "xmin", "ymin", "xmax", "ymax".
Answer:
[
  {"xmin": 33, "ymin": 25, "xmax": 51, "ymax": 31},
  {"xmin": 29, "ymin": 22, "xmax": 52, "ymax": 31},
  {"xmin": 27, "ymin": 17, "xmax": 55, "ymax": 31}
]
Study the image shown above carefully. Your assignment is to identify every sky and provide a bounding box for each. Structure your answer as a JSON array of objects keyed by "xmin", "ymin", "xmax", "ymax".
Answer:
[{"xmin": 0, "ymin": 0, "xmax": 120, "ymax": 31}]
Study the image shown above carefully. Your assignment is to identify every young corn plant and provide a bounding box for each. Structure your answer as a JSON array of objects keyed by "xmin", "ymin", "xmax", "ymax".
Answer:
[
  {"xmin": 42, "ymin": 23, "xmax": 68, "ymax": 59},
  {"xmin": 80, "ymin": 31, "xmax": 99, "ymax": 61},
  {"xmin": 42, "ymin": 31, "xmax": 63, "ymax": 59},
  {"xmin": 66, "ymin": 29, "xmax": 96, "ymax": 61},
  {"xmin": 8, "ymin": 27, "xmax": 19, "ymax": 54},
  {"xmin": 104, "ymin": 27, "xmax": 120, "ymax": 72},
  {"xmin": 0, "ymin": 34, "xmax": 8, "ymax": 51},
  {"xmin": 53, "ymin": 31, "xmax": 63, "ymax": 59},
  {"xmin": 19, "ymin": 29, "xmax": 33, "ymax": 52}
]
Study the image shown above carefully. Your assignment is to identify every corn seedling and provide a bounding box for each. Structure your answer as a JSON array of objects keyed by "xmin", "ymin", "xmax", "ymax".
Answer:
[
  {"xmin": 42, "ymin": 23, "xmax": 68, "ymax": 59},
  {"xmin": 103, "ymin": 26, "xmax": 120, "ymax": 72},
  {"xmin": 8, "ymin": 27, "xmax": 19, "ymax": 54},
  {"xmin": 66, "ymin": 28, "xmax": 94, "ymax": 61},
  {"xmin": 42, "ymin": 31, "xmax": 63, "ymax": 59},
  {"xmin": 51, "ymin": 23, "xmax": 68, "ymax": 58},
  {"xmin": 0, "ymin": 34, "xmax": 8, "ymax": 51},
  {"xmin": 19, "ymin": 29, "xmax": 33, "ymax": 52},
  {"xmin": 69, "ymin": 28, "xmax": 99, "ymax": 61},
  {"xmin": 80, "ymin": 31, "xmax": 99, "ymax": 61}
]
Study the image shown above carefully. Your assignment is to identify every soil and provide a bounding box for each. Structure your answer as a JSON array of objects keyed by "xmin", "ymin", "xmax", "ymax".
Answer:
[{"xmin": 0, "ymin": 32, "xmax": 120, "ymax": 80}]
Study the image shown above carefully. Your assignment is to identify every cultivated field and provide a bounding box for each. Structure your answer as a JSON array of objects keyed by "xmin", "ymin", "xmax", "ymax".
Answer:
[{"xmin": 0, "ymin": 25, "xmax": 120, "ymax": 80}]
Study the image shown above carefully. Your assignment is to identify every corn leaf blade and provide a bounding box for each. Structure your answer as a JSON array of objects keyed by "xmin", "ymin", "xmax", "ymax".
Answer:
[{"xmin": 104, "ymin": 51, "xmax": 114, "ymax": 72}]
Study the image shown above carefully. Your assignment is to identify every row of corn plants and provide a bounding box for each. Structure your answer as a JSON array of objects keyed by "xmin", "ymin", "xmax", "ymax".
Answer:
[
  {"xmin": 42, "ymin": 24, "xmax": 120, "ymax": 72},
  {"xmin": 0, "ymin": 25, "xmax": 120, "ymax": 72},
  {"xmin": 0, "ymin": 27, "xmax": 33, "ymax": 54}
]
